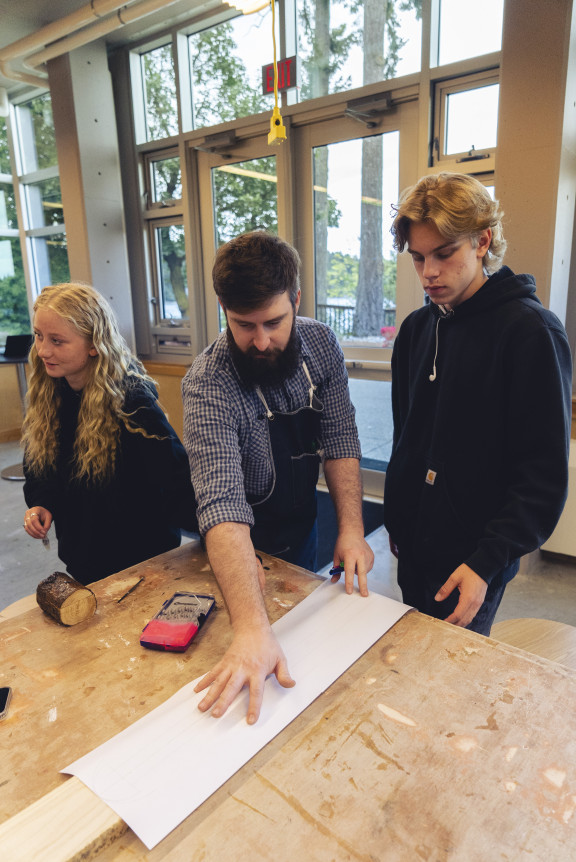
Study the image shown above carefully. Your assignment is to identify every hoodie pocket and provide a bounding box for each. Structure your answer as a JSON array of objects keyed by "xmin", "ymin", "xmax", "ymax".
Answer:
[
  {"xmin": 414, "ymin": 458, "xmax": 477, "ymax": 563},
  {"xmin": 383, "ymin": 448, "xmax": 425, "ymax": 546}
]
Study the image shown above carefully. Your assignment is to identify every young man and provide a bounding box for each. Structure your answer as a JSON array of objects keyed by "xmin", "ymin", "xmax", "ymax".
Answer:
[
  {"xmin": 384, "ymin": 172, "xmax": 572, "ymax": 635},
  {"xmin": 182, "ymin": 230, "xmax": 374, "ymax": 723}
]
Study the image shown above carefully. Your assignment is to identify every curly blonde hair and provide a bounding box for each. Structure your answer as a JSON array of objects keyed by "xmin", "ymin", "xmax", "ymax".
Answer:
[
  {"xmin": 22, "ymin": 283, "xmax": 158, "ymax": 485},
  {"xmin": 391, "ymin": 172, "xmax": 507, "ymax": 275}
]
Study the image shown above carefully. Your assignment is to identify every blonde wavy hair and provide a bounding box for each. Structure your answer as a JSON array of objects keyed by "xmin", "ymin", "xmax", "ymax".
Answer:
[
  {"xmin": 391, "ymin": 172, "xmax": 507, "ymax": 275},
  {"xmin": 22, "ymin": 282, "xmax": 158, "ymax": 485}
]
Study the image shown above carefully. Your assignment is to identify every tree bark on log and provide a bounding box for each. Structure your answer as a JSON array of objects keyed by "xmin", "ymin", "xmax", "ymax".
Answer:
[{"xmin": 36, "ymin": 573, "xmax": 97, "ymax": 626}]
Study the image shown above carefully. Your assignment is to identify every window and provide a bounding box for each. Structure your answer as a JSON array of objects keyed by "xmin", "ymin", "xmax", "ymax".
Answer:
[
  {"xmin": 211, "ymin": 154, "xmax": 278, "ymax": 330},
  {"xmin": 12, "ymin": 93, "xmax": 69, "ymax": 294},
  {"xmin": 433, "ymin": 72, "xmax": 499, "ymax": 166},
  {"xmin": 0, "ymin": 118, "xmax": 29, "ymax": 338},
  {"xmin": 140, "ymin": 45, "xmax": 178, "ymax": 142},
  {"xmin": 437, "ymin": 0, "xmax": 504, "ymax": 66},
  {"xmin": 154, "ymin": 222, "xmax": 187, "ymax": 321},
  {"xmin": 188, "ymin": 12, "xmax": 273, "ymax": 130},
  {"xmin": 348, "ymin": 377, "xmax": 393, "ymax": 470},
  {"xmin": 297, "ymin": 0, "xmax": 421, "ymax": 101},
  {"xmin": 22, "ymin": 176, "xmax": 65, "ymax": 229},
  {"xmin": 146, "ymin": 151, "xmax": 182, "ymax": 205},
  {"xmin": 14, "ymin": 92, "xmax": 58, "ymax": 173},
  {"xmin": 212, "ymin": 155, "xmax": 278, "ymax": 246},
  {"xmin": 147, "ymin": 217, "xmax": 191, "ymax": 355},
  {"xmin": 313, "ymin": 132, "xmax": 399, "ymax": 350}
]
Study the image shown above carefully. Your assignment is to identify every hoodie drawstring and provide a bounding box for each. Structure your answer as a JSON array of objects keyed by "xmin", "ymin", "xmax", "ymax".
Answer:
[
  {"xmin": 429, "ymin": 316, "xmax": 440, "ymax": 382},
  {"xmin": 429, "ymin": 307, "xmax": 453, "ymax": 383}
]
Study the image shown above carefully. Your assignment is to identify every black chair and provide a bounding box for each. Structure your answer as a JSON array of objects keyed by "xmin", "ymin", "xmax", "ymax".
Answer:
[
  {"xmin": 0, "ymin": 335, "xmax": 33, "ymax": 481},
  {"xmin": 1, "ymin": 334, "xmax": 33, "ymax": 360}
]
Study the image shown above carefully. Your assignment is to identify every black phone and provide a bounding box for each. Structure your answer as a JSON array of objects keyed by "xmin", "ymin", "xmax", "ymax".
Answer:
[{"xmin": 0, "ymin": 687, "xmax": 12, "ymax": 720}]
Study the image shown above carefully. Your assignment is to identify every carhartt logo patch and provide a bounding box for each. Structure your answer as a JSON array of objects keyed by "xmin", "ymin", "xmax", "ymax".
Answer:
[{"xmin": 425, "ymin": 469, "xmax": 437, "ymax": 485}]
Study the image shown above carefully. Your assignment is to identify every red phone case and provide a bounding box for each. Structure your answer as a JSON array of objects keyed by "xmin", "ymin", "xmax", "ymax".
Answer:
[{"xmin": 140, "ymin": 592, "xmax": 215, "ymax": 652}]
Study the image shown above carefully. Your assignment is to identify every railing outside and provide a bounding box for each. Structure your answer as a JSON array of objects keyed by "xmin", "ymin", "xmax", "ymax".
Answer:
[{"xmin": 316, "ymin": 303, "xmax": 396, "ymax": 337}]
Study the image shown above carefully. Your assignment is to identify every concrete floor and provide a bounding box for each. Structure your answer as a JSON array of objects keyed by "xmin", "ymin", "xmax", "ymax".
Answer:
[{"xmin": 2, "ymin": 439, "xmax": 576, "ymax": 627}]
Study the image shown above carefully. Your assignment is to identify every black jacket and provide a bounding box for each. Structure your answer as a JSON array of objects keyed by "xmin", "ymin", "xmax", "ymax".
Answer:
[
  {"xmin": 24, "ymin": 378, "xmax": 197, "ymax": 584},
  {"xmin": 383, "ymin": 266, "xmax": 572, "ymax": 584}
]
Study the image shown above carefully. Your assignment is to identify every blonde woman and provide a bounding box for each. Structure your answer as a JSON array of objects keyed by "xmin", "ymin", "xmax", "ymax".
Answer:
[{"xmin": 22, "ymin": 283, "xmax": 196, "ymax": 584}]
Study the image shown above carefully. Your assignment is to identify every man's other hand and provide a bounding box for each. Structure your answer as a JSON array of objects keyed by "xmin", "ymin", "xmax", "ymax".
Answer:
[{"xmin": 331, "ymin": 530, "xmax": 374, "ymax": 597}]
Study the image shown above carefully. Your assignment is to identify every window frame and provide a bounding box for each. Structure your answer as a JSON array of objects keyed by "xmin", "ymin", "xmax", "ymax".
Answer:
[
  {"xmin": 432, "ymin": 69, "xmax": 499, "ymax": 171},
  {"xmin": 7, "ymin": 89, "xmax": 68, "ymax": 302}
]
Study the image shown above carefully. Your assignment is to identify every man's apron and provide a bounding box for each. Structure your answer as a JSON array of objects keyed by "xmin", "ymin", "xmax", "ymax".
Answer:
[{"xmin": 249, "ymin": 362, "xmax": 323, "ymax": 568}]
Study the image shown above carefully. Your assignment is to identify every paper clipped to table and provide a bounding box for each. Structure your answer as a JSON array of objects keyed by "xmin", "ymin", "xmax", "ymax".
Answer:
[{"xmin": 62, "ymin": 580, "xmax": 411, "ymax": 850}]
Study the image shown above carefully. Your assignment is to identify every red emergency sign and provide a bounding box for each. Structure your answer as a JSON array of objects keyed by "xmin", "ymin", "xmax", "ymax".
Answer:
[{"xmin": 261, "ymin": 56, "xmax": 298, "ymax": 95}]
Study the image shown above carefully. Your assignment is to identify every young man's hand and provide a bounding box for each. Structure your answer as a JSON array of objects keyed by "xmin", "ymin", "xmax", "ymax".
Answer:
[
  {"xmin": 194, "ymin": 623, "xmax": 295, "ymax": 724},
  {"xmin": 435, "ymin": 563, "xmax": 488, "ymax": 627}
]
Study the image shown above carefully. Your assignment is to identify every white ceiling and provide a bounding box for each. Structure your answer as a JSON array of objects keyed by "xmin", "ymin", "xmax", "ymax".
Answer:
[{"xmin": 0, "ymin": 0, "xmax": 214, "ymax": 97}]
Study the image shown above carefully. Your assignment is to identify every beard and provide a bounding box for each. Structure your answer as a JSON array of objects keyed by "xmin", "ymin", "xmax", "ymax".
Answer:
[{"xmin": 227, "ymin": 316, "xmax": 301, "ymax": 387}]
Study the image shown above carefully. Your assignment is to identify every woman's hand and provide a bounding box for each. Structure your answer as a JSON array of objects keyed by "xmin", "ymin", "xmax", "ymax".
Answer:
[{"xmin": 23, "ymin": 506, "xmax": 53, "ymax": 539}]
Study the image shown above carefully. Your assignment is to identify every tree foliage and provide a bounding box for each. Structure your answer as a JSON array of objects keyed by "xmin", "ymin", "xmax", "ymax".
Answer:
[
  {"xmin": 145, "ymin": 29, "xmax": 279, "ymax": 320},
  {"xmin": 142, "ymin": 3, "xmax": 422, "ymax": 334},
  {"xmin": 300, "ymin": 0, "xmax": 422, "ymax": 338}
]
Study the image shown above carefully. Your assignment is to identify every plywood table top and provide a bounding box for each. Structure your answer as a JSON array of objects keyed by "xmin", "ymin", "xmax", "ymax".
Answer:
[
  {"xmin": 2, "ymin": 543, "xmax": 576, "ymax": 861},
  {"xmin": 0, "ymin": 541, "xmax": 322, "ymax": 823}
]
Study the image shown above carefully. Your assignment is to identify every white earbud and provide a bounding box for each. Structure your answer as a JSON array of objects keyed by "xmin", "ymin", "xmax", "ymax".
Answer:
[{"xmin": 429, "ymin": 370, "xmax": 436, "ymax": 382}]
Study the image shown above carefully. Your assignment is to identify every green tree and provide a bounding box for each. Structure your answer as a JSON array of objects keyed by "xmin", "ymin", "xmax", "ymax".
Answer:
[
  {"xmin": 191, "ymin": 25, "xmax": 268, "ymax": 127},
  {"xmin": 143, "ymin": 27, "xmax": 279, "ymax": 319},
  {"xmin": 326, "ymin": 251, "xmax": 359, "ymax": 297},
  {"xmin": 300, "ymin": 0, "xmax": 359, "ymax": 307},
  {"xmin": 213, "ymin": 157, "xmax": 278, "ymax": 245},
  {"xmin": 19, "ymin": 93, "xmax": 58, "ymax": 170},
  {"xmin": 158, "ymin": 225, "xmax": 187, "ymax": 317},
  {"xmin": 0, "ymin": 122, "xmax": 31, "ymax": 334},
  {"xmin": 142, "ymin": 47, "xmax": 178, "ymax": 140},
  {"xmin": 299, "ymin": 0, "xmax": 422, "ymax": 336},
  {"xmin": 354, "ymin": 0, "xmax": 422, "ymax": 336},
  {"xmin": 0, "ymin": 239, "xmax": 31, "ymax": 333}
]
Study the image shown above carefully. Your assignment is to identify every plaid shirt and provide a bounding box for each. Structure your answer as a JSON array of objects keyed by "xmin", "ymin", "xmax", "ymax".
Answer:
[{"xmin": 182, "ymin": 317, "xmax": 361, "ymax": 536}]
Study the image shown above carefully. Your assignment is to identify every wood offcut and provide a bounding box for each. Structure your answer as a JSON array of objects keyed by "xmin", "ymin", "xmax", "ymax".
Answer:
[{"xmin": 36, "ymin": 572, "xmax": 97, "ymax": 626}]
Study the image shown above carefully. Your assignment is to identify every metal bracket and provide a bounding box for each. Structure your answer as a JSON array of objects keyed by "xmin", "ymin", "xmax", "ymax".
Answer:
[
  {"xmin": 345, "ymin": 93, "xmax": 393, "ymax": 127},
  {"xmin": 193, "ymin": 130, "xmax": 237, "ymax": 156}
]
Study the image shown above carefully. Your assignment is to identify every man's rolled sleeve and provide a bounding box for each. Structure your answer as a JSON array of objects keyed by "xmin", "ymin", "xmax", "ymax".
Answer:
[{"xmin": 183, "ymin": 375, "xmax": 254, "ymax": 536}]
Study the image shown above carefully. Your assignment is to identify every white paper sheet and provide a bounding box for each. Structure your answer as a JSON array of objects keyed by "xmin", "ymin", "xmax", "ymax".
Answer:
[{"xmin": 62, "ymin": 581, "xmax": 411, "ymax": 849}]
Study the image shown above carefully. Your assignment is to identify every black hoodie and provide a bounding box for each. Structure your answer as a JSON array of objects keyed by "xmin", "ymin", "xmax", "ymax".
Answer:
[
  {"xmin": 24, "ymin": 377, "xmax": 197, "ymax": 584},
  {"xmin": 383, "ymin": 266, "xmax": 572, "ymax": 584}
]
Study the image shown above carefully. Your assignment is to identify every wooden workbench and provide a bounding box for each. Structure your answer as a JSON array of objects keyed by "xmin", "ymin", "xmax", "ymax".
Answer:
[{"xmin": 2, "ymin": 541, "xmax": 576, "ymax": 861}]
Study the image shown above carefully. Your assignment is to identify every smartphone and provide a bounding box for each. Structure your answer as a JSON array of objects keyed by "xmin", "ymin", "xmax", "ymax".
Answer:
[
  {"xmin": 0, "ymin": 687, "xmax": 12, "ymax": 720},
  {"xmin": 140, "ymin": 592, "xmax": 215, "ymax": 652}
]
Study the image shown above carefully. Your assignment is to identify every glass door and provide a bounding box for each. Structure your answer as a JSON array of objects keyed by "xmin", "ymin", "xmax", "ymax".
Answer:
[
  {"xmin": 196, "ymin": 140, "xmax": 280, "ymax": 343},
  {"xmin": 293, "ymin": 101, "xmax": 419, "ymax": 496}
]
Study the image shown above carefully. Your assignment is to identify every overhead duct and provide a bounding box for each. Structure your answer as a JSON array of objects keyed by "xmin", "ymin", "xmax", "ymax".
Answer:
[
  {"xmin": 0, "ymin": 0, "xmax": 142, "ymax": 87},
  {"xmin": 0, "ymin": 0, "xmax": 215, "ymax": 90}
]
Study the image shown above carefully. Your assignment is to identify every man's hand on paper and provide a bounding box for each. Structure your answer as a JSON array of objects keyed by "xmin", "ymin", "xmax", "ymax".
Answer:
[
  {"xmin": 194, "ymin": 624, "xmax": 295, "ymax": 724},
  {"xmin": 330, "ymin": 528, "xmax": 374, "ymax": 597}
]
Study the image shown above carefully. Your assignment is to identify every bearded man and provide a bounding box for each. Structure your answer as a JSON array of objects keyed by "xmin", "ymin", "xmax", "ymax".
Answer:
[{"xmin": 182, "ymin": 230, "xmax": 373, "ymax": 724}]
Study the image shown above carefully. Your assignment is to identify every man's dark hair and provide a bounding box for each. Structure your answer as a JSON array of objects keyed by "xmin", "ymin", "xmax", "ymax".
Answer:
[{"xmin": 212, "ymin": 230, "xmax": 301, "ymax": 312}]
